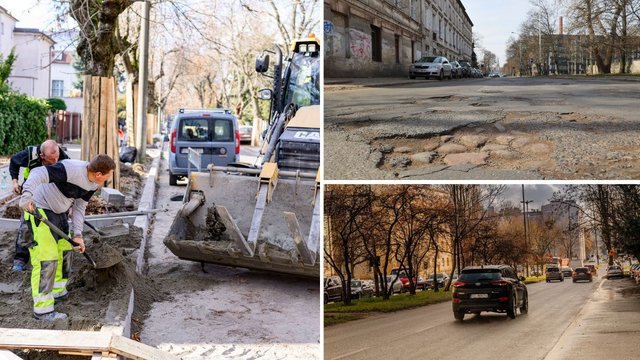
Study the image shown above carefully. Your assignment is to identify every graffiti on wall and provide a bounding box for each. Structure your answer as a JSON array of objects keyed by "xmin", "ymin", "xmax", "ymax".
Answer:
[{"xmin": 349, "ymin": 28, "xmax": 371, "ymax": 60}]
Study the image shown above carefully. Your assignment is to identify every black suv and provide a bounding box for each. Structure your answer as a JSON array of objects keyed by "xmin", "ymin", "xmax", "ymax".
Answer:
[{"xmin": 452, "ymin": 265, "xmax": 528, "ymax": 321}]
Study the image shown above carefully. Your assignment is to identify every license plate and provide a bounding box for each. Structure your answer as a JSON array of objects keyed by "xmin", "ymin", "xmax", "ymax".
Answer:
[
  {"xmin": 181, "ymin": 148, "xmax": 203, "ymax": 154},
  {"xmin": 470, "ymin": 293, "xmax": 489, "ymax": 299}
]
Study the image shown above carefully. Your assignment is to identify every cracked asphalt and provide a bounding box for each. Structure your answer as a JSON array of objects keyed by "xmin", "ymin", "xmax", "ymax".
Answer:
[{"xmin": 324, "ymin": 76, "xmax": 640, "ymax": 180}]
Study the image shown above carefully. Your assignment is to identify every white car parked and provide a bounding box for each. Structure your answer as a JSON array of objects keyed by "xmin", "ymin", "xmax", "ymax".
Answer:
[{"xmin": 409, "ymin": 56, "xmax": 453, "ymax": 80}]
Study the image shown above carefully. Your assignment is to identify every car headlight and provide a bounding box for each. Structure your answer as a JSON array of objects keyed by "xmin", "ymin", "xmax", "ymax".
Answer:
[{"xmin": 410, "ymin": 65, "xmax": 415, "ymax": 70}]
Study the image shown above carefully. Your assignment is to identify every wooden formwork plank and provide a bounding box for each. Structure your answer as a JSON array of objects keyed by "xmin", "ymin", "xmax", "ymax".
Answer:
[
  {"xmin": 81, "ymin": 75, "xmax": 92, "ymax": 160},
  {"xmin": 98, "ymin": 76, "xmax": 109, "ymax": 155},
  {"xmin": 0, "ymin": 328, "xmax": 111, "ymax": 352},
  {"xmin": 89, "ymin": 76, "xmax": 102, "ymax": 160},
  {"xmin": 104, "ymin": 77, "xmax": 119, "ymax": 190},
  {"xmin": 0, "ymin": 328, "xmax": 180, "ymax": 360}
]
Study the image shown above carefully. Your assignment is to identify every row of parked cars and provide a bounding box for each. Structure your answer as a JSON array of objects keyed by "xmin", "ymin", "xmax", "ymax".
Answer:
[
  {"xmin": 545, "ymin": 264, "xmax": 597, "ymax": 283},
  {"xmin": 409, "ymin": 57, "xmax": 484, "ymax": 80},
  {"xmin": 324, "ymin": 271, "xmax": 460, "ymax": 304}
]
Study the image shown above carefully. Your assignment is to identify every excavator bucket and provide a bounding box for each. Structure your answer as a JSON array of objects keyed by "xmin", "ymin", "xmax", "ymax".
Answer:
[{"xmin": 163, "ymin": 167, "xmax": 320, "ymax": 278}]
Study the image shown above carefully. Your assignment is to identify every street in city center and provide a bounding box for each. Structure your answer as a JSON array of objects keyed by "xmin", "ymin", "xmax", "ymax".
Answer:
[
  {"xmin": 324, "ymin": 273, "xmax": 640, "ymax": 360},
  {"xmin": 324, "ymin": 76, "xmax": 640, "ymax": 180}
]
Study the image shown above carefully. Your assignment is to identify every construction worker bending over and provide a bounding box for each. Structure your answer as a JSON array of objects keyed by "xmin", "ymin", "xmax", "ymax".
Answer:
[
  {"xmin": 19, "ymin": 154, "xmax": 115, "ymax": 321},
  {"xmin": 9, "ymin": 140, "xmax": 69, "ymax": 272}
]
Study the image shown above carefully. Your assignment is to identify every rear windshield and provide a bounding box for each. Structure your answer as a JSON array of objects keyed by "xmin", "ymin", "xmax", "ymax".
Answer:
[
  {"xmin": 575, "ymin": 268, "xmax": 588, "ymax": 273},
  {"xmin": 547, "ymin": 268, "xmax": 560, "ymax": 272},
  {"xmin": 178, "ymin": 118, "xmax": 233, "ymax": 142},
  {"xmin": 459, "ymin": 269, "xmax": 501, "ymax": 282},
  {"xmin": 609, "ymin": 266, "xmax": 621, "ymax": 270}
]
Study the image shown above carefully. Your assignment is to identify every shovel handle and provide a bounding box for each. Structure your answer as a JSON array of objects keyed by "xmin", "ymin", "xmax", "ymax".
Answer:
[
  {"xmin": 26, "ymin": 210, "xmax": 97, "ymax": 268},
  {"xmin": 83, "ymin": 220, "xmax": 104, "ymax": 235}
]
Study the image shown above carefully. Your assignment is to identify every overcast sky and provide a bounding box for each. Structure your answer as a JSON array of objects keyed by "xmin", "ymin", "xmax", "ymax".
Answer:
[
  {"xmin": 498, "ymin": 184, "xmax": 565, "ymax": 211},
  {"xmin": 0, "ymin": 1, "xmax": 53, "ymax": 29},
  {"xmin": 463, "ymin": 0, "xmax": 541, "ymax": 64}
]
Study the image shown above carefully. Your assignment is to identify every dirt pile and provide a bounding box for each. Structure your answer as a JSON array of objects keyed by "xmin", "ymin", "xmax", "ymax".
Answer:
[
  {"xmin": 3, "ymin": 204, "xmax": 21, "ymax": 219},
  {"xmin": 0, "ymin": 225, "xmax": 164, "ymax": 344}
]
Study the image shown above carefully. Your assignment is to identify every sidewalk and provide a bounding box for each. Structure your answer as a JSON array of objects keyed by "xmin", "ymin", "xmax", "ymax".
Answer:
[
  {"xmin": 324, "ymin": 77, "xmax": 421, "ymax": 91},
  {"xmin": 544, "ymin": 277, "xmax": 640, "ymax": 360}
]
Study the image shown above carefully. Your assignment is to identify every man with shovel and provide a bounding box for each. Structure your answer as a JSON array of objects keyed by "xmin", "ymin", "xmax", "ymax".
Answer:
[
  {"xmin": 19, "ymin": 154, "xmax": 116, "ymax": 321},
  {"xmin": 9, "ymin": 140, "xmax": 69, "ymax": 272}
]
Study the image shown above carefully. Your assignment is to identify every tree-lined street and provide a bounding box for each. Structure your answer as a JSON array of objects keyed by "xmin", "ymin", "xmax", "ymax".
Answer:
[{"xmin": 325, "ymin": 273, "xmax": 640, "ymax": 360}]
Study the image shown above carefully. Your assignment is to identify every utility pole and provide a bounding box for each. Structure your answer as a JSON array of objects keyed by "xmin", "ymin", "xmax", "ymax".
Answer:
[
  {"xmin": 521, "ymin": 185, "xmax": 532, "ymax": 276},
  {"xmin": 538, "ymin": 12, "xmax": 542, "ymax": 76},
  {"xmin": 136, "ymin": 0, "xmax": 151, "ymax": 163}
]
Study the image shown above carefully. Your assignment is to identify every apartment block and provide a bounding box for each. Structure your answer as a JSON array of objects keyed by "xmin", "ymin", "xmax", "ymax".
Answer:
[{"xmin": 324, "ymin": 0, "xmax": 473, "ymax": 77}]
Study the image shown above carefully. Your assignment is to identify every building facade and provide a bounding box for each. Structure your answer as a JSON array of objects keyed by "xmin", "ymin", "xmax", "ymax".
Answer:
[
  {"xmin": 324, "ymin": 0, "xmax": 473, "ymax": 77},
  {"xmin": 0, "ymin": 6, "xmax": 17, "ymax": 57},
  {"xmin": 9, "ymin": 28, "xmax": 54, "ymax": 98},
  {"xmin": 51, "ymin": 50, "xmax": 83, "ymax": 113}
]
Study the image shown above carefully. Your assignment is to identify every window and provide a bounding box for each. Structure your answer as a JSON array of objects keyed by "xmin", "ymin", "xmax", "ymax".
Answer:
[
  {"xmin": 411, "ymin": 41, "xmax": 415, "ymax": 63},
  {"xmin": 179, "ymin": 118, "xmax": 209, "ymax": 141},
  {"xmin": 395, "ymin": 35, "xmax": 400, "ymax": 64},
  {"xmin": 371, "ymin": 25, "xmax": 382, "ymax": 62},
  {"xmin": 51, "ymin": 80, "xmax": 64, "ymax": 97},
  {"xmin": 213, "ymin": 119, "xmax": 233, "ymax": 141}
]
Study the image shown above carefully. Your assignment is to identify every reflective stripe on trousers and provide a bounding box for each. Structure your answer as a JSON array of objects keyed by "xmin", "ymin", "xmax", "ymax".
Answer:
[{"xmin": 27, "ymin": 209, "xmax": 71, "ymax": 314}]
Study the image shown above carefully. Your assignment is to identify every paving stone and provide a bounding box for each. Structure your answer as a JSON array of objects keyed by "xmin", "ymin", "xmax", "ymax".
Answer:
[
  {"xmin": 395, "ymin": 146, "xmax": 413, "ymax": 153},
  {"xmin": 481, "ymin": 144, "xmax": 508, "ymax": 152},
  {"xmin": 440, "ymin": 135, "xmax": 453, "ymax": 143},
  {"xmin": 491, "ymin": 150, "xmax": 520, "ymax": 159},
  {"xmin": 511, "ymin": 137, "xmax": 532, "ymax": 148},
  {"xmin": 424, "ymin": 141, "xmax": 440, "ymax": 151},
  {"xmin": 378, "ymin": 144, "xmax": 394, "ymax": 154},
  {"xmin": 524, "ymin": 143, "xmax": 552, "ymax": 154},
  {"xmin": 494, "ymin": 135, "xmax": 515, "ymax": 145},
  {"xmin": 436, "ymin": 143, "xmax": 467, "ymax": 154},
  {"xmin": 411, "ymin": 152, "xmax": 436, "ymax": 163},
  {"xmin": 443, "ymin": 152, "xmax": 488, "ymax": 165},
  {"xmin": 459, "ymin": 134, "xmax": 489, "ymax": 148}
]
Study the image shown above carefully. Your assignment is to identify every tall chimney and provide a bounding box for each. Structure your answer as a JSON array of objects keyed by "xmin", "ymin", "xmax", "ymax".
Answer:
[{"xmin": 559, "ymin": 16, "xmax": 563, "ymax": 35}]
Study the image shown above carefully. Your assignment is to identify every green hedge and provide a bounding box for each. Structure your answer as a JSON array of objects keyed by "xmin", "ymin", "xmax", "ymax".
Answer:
[{"xmin": 0, "ymin": 90, "xmax": 49, "ymax": 155}]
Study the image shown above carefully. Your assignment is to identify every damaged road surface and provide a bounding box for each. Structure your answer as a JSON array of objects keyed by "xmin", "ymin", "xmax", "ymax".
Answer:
[{"xmin": 324, "ymin": 77, "xmax": 640, "ymax": 180}]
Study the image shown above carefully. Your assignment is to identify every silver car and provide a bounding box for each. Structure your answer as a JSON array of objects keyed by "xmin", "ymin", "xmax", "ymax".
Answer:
[
  {"xmin": 409, "ymin": 56, "xmax": 453, "ymax": 80},
  {"xmin": 606, "ymin": 265, "xmax": 624, "ymax": 279}
]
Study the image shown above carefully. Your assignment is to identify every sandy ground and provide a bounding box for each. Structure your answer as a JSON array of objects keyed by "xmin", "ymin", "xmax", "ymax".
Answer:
[{"xmin": 139, "ymin": 148, "xmax": 320, "ymax": 359}]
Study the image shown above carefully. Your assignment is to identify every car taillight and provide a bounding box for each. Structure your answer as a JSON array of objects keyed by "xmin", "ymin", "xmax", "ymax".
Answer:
[
  {"xmin": 170, "ymin": 128, "xmax": 177, "ymax": 153},
  {"xmin": 452, "ymin": 298, "xmax": 461, "ymax": 303},
  {"xmin": 491, "ymin": 280, "xmax": 509, "ymax": 286},
  {"xmin": 235, "ymin": 129, "xmax": 241, "ymax": 154},
  {"xmin": 497, "ymin": 296, "xmax": 509, "ymax": 302},
  {"xmin": 452, "ymin": 281, "xmax": 465, "ymax": 288}
]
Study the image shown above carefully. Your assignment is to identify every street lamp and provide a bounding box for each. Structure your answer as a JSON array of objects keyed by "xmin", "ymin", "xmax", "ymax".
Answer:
[{"xmin": 511, "ymin": 32, "xmax": 523, "ymax": 76}]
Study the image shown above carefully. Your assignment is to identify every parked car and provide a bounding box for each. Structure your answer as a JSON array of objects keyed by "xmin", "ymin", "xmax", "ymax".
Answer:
[
  {"xmin": 169, "ymin": 108, "xmax": 240, "ymax": 185},
  {"xmin": 409, "ymin": 56, "xmax": 453, "ymax": 80},
  {"xmin": 238, "ymin": 125, "xmax": 252, "ymax": 144},
  {"xmin": 584, "ymin": 264, "xmax": 598, "ymax": 277},
  {"xmin": 427, "ymin": 272, "xmax": 449, "ymax": 289},
  {"xmin": 561, "ymin": 266, "xmax": 573, "ymax": 277},
  {"xmin": 457, "ymin": 60, "xmax": 472, "ymax": 78},
  {"xmin": 452, "ymin": 265, "xmax": 528, "ymax": 321},
  {"xmin": 606, "ymin": 265, "xmax": 624, "ymax": 279},
  {"xmin": 545, "ymin": 266, "xmax": 564, "ymax": 282},
  {"xmin": 324, "ymin": 276, "xmax": 343, "ymax": 304},
  {"xmin": 350, "ymin": 279, "xmax": 373, "ymax": 299},
  {"xmin": 385, "ymin": 275, "xmax": 404, "ymax": 294},
  {"xmin": 390, "ymin": 268, "xmax": 428, "ymax": 290},
  {"xmin": 450, "ymin": 61, "xmax": 463, "ymax": 79},
  {"xmin": 572, "ymin": 267, "xmax": 593, "ymax": 283}
]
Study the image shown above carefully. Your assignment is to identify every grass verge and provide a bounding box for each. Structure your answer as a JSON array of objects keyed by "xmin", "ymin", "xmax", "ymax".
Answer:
[
  {"xmin": 524, "ymin": 275, "xmax": 546, "ymax": 284},
  {"xmin": 325, "ymin": 290, "xmax": 452, "ymax": 326}
]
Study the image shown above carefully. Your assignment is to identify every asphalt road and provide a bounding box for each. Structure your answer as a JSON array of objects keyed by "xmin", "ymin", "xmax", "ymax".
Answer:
[
  {"xmin": 325, "ymin": 275, "xmax": 627, "ymax": 360},
  {"xmin": 324, "ymin": 76, "xmax": 640, "ymax": 180}
]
